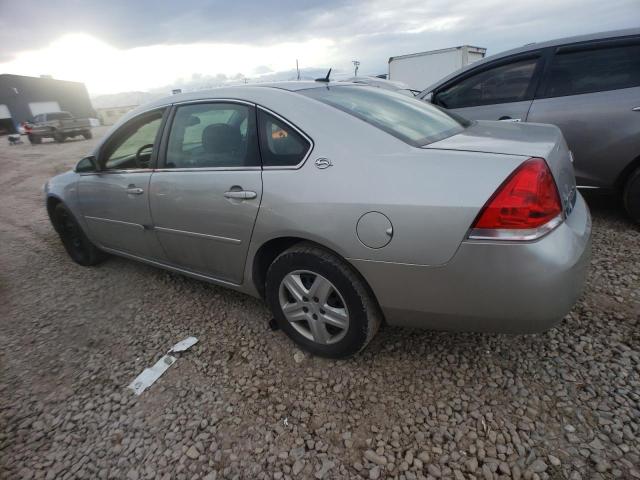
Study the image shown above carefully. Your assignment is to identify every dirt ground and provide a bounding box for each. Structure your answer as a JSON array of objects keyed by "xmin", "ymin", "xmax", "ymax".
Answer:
[{"xmin": 1, "ymin": 128, "xmax": 639, "ymax": 480}]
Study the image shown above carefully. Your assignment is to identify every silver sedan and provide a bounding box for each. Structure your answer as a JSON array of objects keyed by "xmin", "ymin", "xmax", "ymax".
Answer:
[{"xmin": 45, "ymin": 82, "xmax": 591, "ymax": 358}]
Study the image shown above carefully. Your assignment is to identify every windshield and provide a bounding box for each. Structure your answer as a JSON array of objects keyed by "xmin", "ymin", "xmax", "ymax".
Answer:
[{"xmin": 299, "ymin": 85, "xmax": 469, "ymax": 147}]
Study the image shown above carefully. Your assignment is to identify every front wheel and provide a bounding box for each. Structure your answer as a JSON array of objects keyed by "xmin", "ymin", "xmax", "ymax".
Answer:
[
  {"xmin": 265, "ymin": 243, "xmax": 382, "ymax": 358},
  {"xmin": 624, "ymin": 167, "xmax": 640, "ymax": 224},
  {"xmin": 52, "ymin": 203, "xmax": 107, "ymax": 266}
]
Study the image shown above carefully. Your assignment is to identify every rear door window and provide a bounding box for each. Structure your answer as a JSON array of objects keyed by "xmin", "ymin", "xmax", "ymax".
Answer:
[
  {"xmin": 165, "ymin": 103, "xmax": 259, "ymax": 168},
  {"xmin": 435, "ymin": 57, "xmax": 540, "ymax": 108},
  {"xmin": 543, "ymin": 42, "xmax": 640, "ymax": 97}
]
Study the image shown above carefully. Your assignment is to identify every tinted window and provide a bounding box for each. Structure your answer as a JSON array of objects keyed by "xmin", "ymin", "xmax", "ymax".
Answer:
[
  {"xmin": 544, "ymin": 43, "xmax": 640, "ymax": 97},
  {"xmin": 102, "ymin": 110, "xmax": 165, "ymax": 170},
  {"xmin": 435, "ymin": 58, "xmax": 539, "ymax": 108},
  {"xmin": 301, "ymin": 85, "xmax": 467, "ymax": 147},
  {"xmin": 166, "ymin": 103, "xmax": 259, "ymax": 168},
  {"xmin": 258, "ymin": 110, "xmax": 311, "ymax": 167}
]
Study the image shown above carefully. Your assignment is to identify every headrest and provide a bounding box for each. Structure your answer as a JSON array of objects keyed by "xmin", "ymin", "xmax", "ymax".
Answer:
[{"xmin": 202, "ymin": 123, "xmax": 241, "ymax": 154}]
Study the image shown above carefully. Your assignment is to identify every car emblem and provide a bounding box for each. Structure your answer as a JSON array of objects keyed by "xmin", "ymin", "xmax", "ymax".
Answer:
[{"xmin": 315, "ymin": 158, "xmax": 332, "ymax": 169}]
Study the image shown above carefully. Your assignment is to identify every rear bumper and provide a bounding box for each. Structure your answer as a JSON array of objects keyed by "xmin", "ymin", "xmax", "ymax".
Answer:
[{"xmin": 350, "ymin": 193, "xmax": 592, "ymax": 333}]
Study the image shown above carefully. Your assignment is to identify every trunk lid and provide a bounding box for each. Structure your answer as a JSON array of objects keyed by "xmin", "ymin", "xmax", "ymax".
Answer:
[{"xmin": 424, "ymin": 120, "xmax": 578, "ymax": 217}]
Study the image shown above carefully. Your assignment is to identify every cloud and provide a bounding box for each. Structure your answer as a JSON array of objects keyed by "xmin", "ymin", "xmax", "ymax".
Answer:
[{"xmin": 0, "ymin": 0, "xmax": 638, "ymax": 94}]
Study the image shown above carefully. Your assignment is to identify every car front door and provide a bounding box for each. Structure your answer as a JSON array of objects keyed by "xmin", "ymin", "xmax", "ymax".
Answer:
[
  {"xmin": 78, "ymin": 109, "xmax": 168, "ymax": 260},
  {"xmin": 432, "ymin": 54, "xmax": 545, "ymax": 122},
  {"xmin": 149, "ymin": 101, "xmax": 262, "ymax": 284},
  {"xmin": 526, "ymin": 38, "xmax": 640, "ymax": 188}
]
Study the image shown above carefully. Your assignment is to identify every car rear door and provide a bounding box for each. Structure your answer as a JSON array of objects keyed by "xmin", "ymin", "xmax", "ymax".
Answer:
[
  {"xmin": 527, "ymin": 37, "xmax": 640, "ymax": 188},
  {"xmin": 432, "ymin": 52, "xmax": 546, "ymax": 122},
  {"xmin": 78, "ymin": 108, "xmax": 168, "ymax": 260},
  {"xmin": 148, "ymin": 101, "xmax": 262, "ymax": 284}
]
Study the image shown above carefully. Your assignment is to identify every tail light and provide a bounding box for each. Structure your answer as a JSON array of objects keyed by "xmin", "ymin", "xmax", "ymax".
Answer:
[{"xmin": 469, "ymin": 157, "xmax": 563, "ymax": 241}]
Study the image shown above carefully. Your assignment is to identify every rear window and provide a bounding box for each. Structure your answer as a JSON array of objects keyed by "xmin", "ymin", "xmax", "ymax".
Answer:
[{"xmin": 299, "ymin": 85, "xmax": 468, "ymax": 147}]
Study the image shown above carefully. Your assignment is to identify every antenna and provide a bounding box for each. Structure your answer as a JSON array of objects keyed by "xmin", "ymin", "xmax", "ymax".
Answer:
[
  {"xmin": 352, "ymin": 60, "xmax": 360, "ymax": 76},
  {"xmin": 315, "ymin": 68, "xmax": 332, "ymax": 83},
  {"xmin": 296, "ymin": 59, "xmax": 300, "ymax": 80}
]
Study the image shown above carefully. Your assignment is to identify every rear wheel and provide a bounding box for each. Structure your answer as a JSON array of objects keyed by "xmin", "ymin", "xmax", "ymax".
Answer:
[
  {"xmin": 265, "ymin": 243, "xmax": 381, "ymax": 358},
  {"xmin": 82, "ymin": 130, "xmax": 93, "ymax": 140},
  {"xmin": 53, "ymin": 203, "xmax": 107, "ymax": 266},
  {"xmin": 28, "ymin": 134, "xmax": 41, "ymax": 144},
  {"xmin": 53, "ymin": 132, "xmax": 65, "ymax": 143},
  {"xmin": 623, "ymin": 166, "xmax": 640, "ymax": 224}
]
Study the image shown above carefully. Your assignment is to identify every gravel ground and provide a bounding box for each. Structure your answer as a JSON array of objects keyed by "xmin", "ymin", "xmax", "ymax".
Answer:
[{"xmin": 1, "ymin": 128, "xmax": 639, "ymax": 480}]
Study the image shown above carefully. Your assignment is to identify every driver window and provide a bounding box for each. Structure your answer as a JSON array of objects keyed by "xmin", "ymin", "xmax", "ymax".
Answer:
[
  {"xmin": 102, "ymin": 110, "xmax": 165, "ymax": 170},
  {"xmin": 435, "ymin": 57, "xmax": 539, "ymax": 109}
]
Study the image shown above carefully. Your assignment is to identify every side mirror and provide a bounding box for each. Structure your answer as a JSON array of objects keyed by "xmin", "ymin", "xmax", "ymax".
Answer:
[
  {"xmin": 422, "ymin": 92, "xmax": 433, "ymax": 103},
  {"xmin": 75, "ymin": 155, "xmax": 99, "ymax": 173}
]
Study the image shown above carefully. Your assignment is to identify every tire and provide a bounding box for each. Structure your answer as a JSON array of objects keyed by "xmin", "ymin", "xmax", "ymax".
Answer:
[
  {"xmin": 82, "ymin": 130, "xmax": 93, "ymax": 140},
  {"xmin": 623, "ymin": 166, "xmax": 640, "ymax": 224},
  {"xmin": 53, "ymin": 132, "xmax": 65, "ymax": 143},
  {"xmin": 28, "ymin": 134, "xmax": 41, "ymax": 144},
  {"xmin": 265, "ymin": 243, "xmax": 382, "ymax": 358},
  {"xmin": 52, "ymin": 203, "xmax": 107, "ymax": 266}
]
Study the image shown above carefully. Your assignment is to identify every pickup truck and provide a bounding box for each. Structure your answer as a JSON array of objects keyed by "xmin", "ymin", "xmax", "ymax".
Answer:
[{"xmin": 27, "ymin": 112, "xmax": 92, "ymax": 144}]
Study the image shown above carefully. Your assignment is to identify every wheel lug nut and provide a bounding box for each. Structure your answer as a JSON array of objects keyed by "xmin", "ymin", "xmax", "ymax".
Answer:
[
  {"xmin": 312, "ymin": 314, "xmax": 318, "ymax": 320},
  {"xmin": 313, "ymin": 297, "xmax": 319, "ymax": 303},
  {"xmin": 303, "ymin": 307, "xmax": 309, "ymax": 313},
  {"xmin": 319, "ymin": 309, "xmax": 325, "ymax": 314}
]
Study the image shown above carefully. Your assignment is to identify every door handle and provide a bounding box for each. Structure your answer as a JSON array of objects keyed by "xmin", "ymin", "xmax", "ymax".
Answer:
[
  {"xmin": 498, "ymin": 116, "xmax": 522, "ymax": 122},
  {"xmin": 126, "ymin": 187, "xmax": 144, "ymax": 195},
  {"xmin": 632, "ymin": 106, "xmax": 640, "ymax": 112},
  {"xmin": 224, "ymin": 190, "xmax": 257, "ymax": 200}
]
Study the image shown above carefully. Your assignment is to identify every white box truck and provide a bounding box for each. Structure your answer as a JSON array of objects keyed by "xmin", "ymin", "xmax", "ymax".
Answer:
[{"xmin": 388, "ymin": 45, "xmax": 486, "ymax": 91}]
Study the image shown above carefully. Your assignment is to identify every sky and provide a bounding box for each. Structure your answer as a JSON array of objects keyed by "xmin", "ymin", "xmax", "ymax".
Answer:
[{"xmin": 0, "ymin": 0, "xmax": 638, "ymax": 96}]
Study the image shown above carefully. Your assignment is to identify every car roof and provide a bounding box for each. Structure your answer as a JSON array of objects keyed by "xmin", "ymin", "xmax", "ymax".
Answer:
[
  {"xmin": 110, "ymin": 81, "xmax": 370, "ymax": 128},
  {"xmin": 421, "ymin": 27, "xmax": 640, "ymax": 94},
  {"xmin": 125, "ymin": 81, "xmax": 362, "ymax": 114}
]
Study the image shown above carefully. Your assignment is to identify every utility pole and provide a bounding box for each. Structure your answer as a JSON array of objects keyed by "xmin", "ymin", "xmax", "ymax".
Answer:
[
  {"xmin": 352, "ymin": 60, "xmax": 360, "ymax": 77},
  {"xmin": 296, "ymin": 59, "xmax": 300, "ymax": 80}
]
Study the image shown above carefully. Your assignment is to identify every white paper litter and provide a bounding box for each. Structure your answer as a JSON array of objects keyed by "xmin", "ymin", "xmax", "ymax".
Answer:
[
  {"xmin": 127, "ymin": 336, "xmax": 199, "ymax": 396},
  {"xmin": 128, "ymin": 355, "xmax": 176, "ymax": 395},
  {"xmin": 169, "ymin": 336, "xmax": 198, "ymax": 353}
]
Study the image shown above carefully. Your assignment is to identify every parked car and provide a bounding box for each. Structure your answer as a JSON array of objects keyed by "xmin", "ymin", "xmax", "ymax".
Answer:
[
  {"xmin": 44, "ymin": 82, "xmax": 591, "ymax": 358},
  {"xmin": 418, "ymin": 28, "xmax": 640, "ymax": 222},
  {"xmin": 342, "ymin": 76, "xmax": 418, "ymax": 96},
  {"xmin": 28, "ymin": 111, "xmax": 92, "ymax": 144}
]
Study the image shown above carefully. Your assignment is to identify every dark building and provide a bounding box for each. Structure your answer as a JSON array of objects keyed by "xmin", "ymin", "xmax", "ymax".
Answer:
[{"xmin": 0, "ymin": 74, "xmax": 95, "ymax": 134}]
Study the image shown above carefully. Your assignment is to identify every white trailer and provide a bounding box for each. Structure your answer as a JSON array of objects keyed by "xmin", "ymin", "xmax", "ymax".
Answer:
[{"xmin": 388, "ymin": 45, "xmax": 486, "ymax": 91}]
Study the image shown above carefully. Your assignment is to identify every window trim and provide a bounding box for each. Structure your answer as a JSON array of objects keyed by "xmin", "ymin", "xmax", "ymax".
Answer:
[
  {"xmin": 433, "ymin": 51, "xmax": 546, "ymax": 108},
  {"xmin": 156, "ymin": 99, "xmax": 262, "ymax": 172},
  {"xmin": 256, "ymin": 105, "xmax": 314, "ymax": 170},
  {"xmin": 535, "ymin": 37, "xmax": 640, "ymax": 100},
  {"xmin": 93, "ymin": 107, "xmax": 169, "ymax": 174}
]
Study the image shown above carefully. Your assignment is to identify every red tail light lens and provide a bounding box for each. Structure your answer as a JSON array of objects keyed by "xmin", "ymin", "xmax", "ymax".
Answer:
[{"xmin": 470, "ymin": 157, "xmax": 562, "ymax": 240}]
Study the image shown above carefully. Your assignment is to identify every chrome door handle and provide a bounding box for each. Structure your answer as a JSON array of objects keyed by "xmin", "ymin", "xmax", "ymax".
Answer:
[
  {"xmin": 224, "ymin": 190, "xmax": 257, "ymax": 200},
  {"xmin": 499, "ymin": 117, "xmax": 521, "ymax": 122},
  {"xmin": 632, "ymin": 106, "xmax": 640, "ymax": 112},
  {"xmin": 126, "ymin": 187, "xmax": 144, "ymax": 195}
]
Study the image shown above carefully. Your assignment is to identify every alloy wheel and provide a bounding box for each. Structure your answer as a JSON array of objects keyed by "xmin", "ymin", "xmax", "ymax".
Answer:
[{"xmin": 278, "ymin": 270, "xmax": 349, "ymax": 345}]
